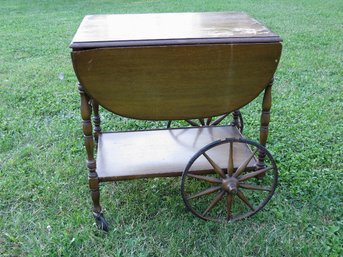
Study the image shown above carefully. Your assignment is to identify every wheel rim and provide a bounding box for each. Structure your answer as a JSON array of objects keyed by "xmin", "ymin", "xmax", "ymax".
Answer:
[{"xmin": 181, "ymin": 138, "xmax": 278, "ymax": 222}]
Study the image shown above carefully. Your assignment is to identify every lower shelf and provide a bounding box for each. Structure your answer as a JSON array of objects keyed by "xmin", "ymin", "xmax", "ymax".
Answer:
[{"xmin": 96, "ymin": 125, "xmax": 256, "ymax": 181}]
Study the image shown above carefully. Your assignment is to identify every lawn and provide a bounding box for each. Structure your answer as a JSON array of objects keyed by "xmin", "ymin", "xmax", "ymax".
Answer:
[{"xmin": 0, "ymin": 0, "xmax": 342, "ymax": 256}]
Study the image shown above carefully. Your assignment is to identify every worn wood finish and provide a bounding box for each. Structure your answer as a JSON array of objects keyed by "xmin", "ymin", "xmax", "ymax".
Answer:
[
  {"xmin": 96, "ymin": 126, "xmax": 256, "ymax": 181},
  {"xmin": 78, "ymin": 83, "xmax": 102, "ymax": 215},
  {"xmin": 70, "ymin": 12, "xmax": 281, "ymax": 49},
  {"xmin": 72, "ymin": 43, "xmax": 281, "ymax": 120}
]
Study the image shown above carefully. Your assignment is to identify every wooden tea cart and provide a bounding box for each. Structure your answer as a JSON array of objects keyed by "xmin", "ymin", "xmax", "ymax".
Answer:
[{"xmin": 70, "ymin": 12, "xmax": 282, "ymax": 231}]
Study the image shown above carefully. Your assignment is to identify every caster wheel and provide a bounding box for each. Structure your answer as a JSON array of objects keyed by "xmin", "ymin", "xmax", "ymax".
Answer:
[
  {"xmin": 94, "ymin": 213, "xmax": 109, "ymax": 232},
  {"xmin": 181, "ymin": 138, "xmax": 278, "ymax": 221}
]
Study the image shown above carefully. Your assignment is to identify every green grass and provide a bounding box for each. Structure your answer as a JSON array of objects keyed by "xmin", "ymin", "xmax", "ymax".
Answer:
[{"xmin": 0, "ymin": 0, "xmax": 342, "ymax": 256}]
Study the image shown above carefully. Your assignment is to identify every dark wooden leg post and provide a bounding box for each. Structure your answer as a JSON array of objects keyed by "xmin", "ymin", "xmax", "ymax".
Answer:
[
  {"xmin": 231, "ymin": 110, "xmax": 241, "ymax": 131},
  {"xmin": 257, "ymin": 79, "xmax": 273, "ymax": 170},
  {"xmin": 232, "ymin": 110, "xmax": 240, "ymax": 127},
  {"xmin": 231, "ymin": 109, "xmax": 244, "ymax": 133},
  {"xmin": 78, "ymin": 83, "xmax": 108, "ymax": 231},
  {"xmin": 92, "ymin": 100, "xmax": 101, "ymax": 146}
]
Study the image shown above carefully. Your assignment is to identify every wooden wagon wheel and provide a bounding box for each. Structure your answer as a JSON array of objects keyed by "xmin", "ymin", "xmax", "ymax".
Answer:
[
  {"xmin": 181, "ymin": 138, "xmax": 277, "ymax": 221},
  {"xmin": 167, "ymin": 110, "xmax": 244, "ymax": 132}
]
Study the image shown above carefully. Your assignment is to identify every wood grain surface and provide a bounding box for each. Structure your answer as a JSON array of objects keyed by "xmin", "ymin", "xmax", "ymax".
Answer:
[
  {"xmin": 96, "ymin": 126, "xmax": 256, "ymax": 181},
  {"xmin": 70, "ymin": 12, "xmax": 281, "ymax": 48},
  {"xmin": 72, "ymin": 43, "xmax": 282, "ymax": 120}
]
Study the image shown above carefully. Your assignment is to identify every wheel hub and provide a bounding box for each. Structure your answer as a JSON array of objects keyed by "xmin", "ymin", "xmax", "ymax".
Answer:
[{"xmin": 222, "ymin": 176, "xmax": 238, "ymax": 194}]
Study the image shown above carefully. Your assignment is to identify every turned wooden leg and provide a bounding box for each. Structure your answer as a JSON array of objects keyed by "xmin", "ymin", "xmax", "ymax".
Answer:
[
  {"xmin": 232, "ymin": 110, "xmax": 240, "ymax": 126},
  {"xmin": 78, "ymin": 83, "xmax": 108, "ymax": 231},
  {"xmin": 92, "ymin": 100, "xmax": 101, "ymax": 146},
  {"xmin": 257, "ymin": 79, "xmax": 273, "ymax": 170},
  {"xmin": 231, "ymin": 109, "xmax": 243, "ymax": 133}
]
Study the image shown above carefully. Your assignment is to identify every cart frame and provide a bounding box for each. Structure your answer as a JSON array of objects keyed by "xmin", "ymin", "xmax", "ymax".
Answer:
[{"xmin": 71, "ymin": 12, "xmax": 282, "ymax": 231}]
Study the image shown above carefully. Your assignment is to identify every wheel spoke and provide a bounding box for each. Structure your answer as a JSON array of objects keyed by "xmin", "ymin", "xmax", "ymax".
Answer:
[
  {"xmin": 187, "ymin": 174, "xmax": 222, "ymax": 184},
  {"xmin": 237, "ymin": 190, "xmax": 254, "ymax": 211},
  {"xmin": 239, "ymin": 183, "xmax": 271, "ymax": 192},
  {"xmin": 187, "ymin": 185, "xmax": 222, "ymax": 200},
  {"xmin": 238, "ymin": 167, "xmax": 272, "ymax": 182},
  {"xmin": 203, "ymin": 153, "xmax": 225, "ymax": 178},
  {"xmin": 227, "ymin": 141, "xmax": 234, "ymax": 176},
  {"xmin": 199, "ymin": 118, "xmax": 205, "ymax": 126},
  {"xmin": 182, "ymin": 138, "xmax": 277, "ymax": 222},
  {"xmin": 206, "ymin": 117, "xmax": 212, "ymax": 125},
  {"xmin": 186, "ymin": 119, "xmax": 200, "ymax": 126},
  {"xmin": 211, "ymin": 114, "xmax": 228, "ymax": 126},
  {"xmin": 226, "ymin": 194, "xmax": 233, "ymax": 220},
  {"xmin": 233, "ymin": 149, "xmax": 258, "ymax": 178},
  {"xmin": 202, "ymin": 190, "xmax": 225, "ymax": 216}
]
